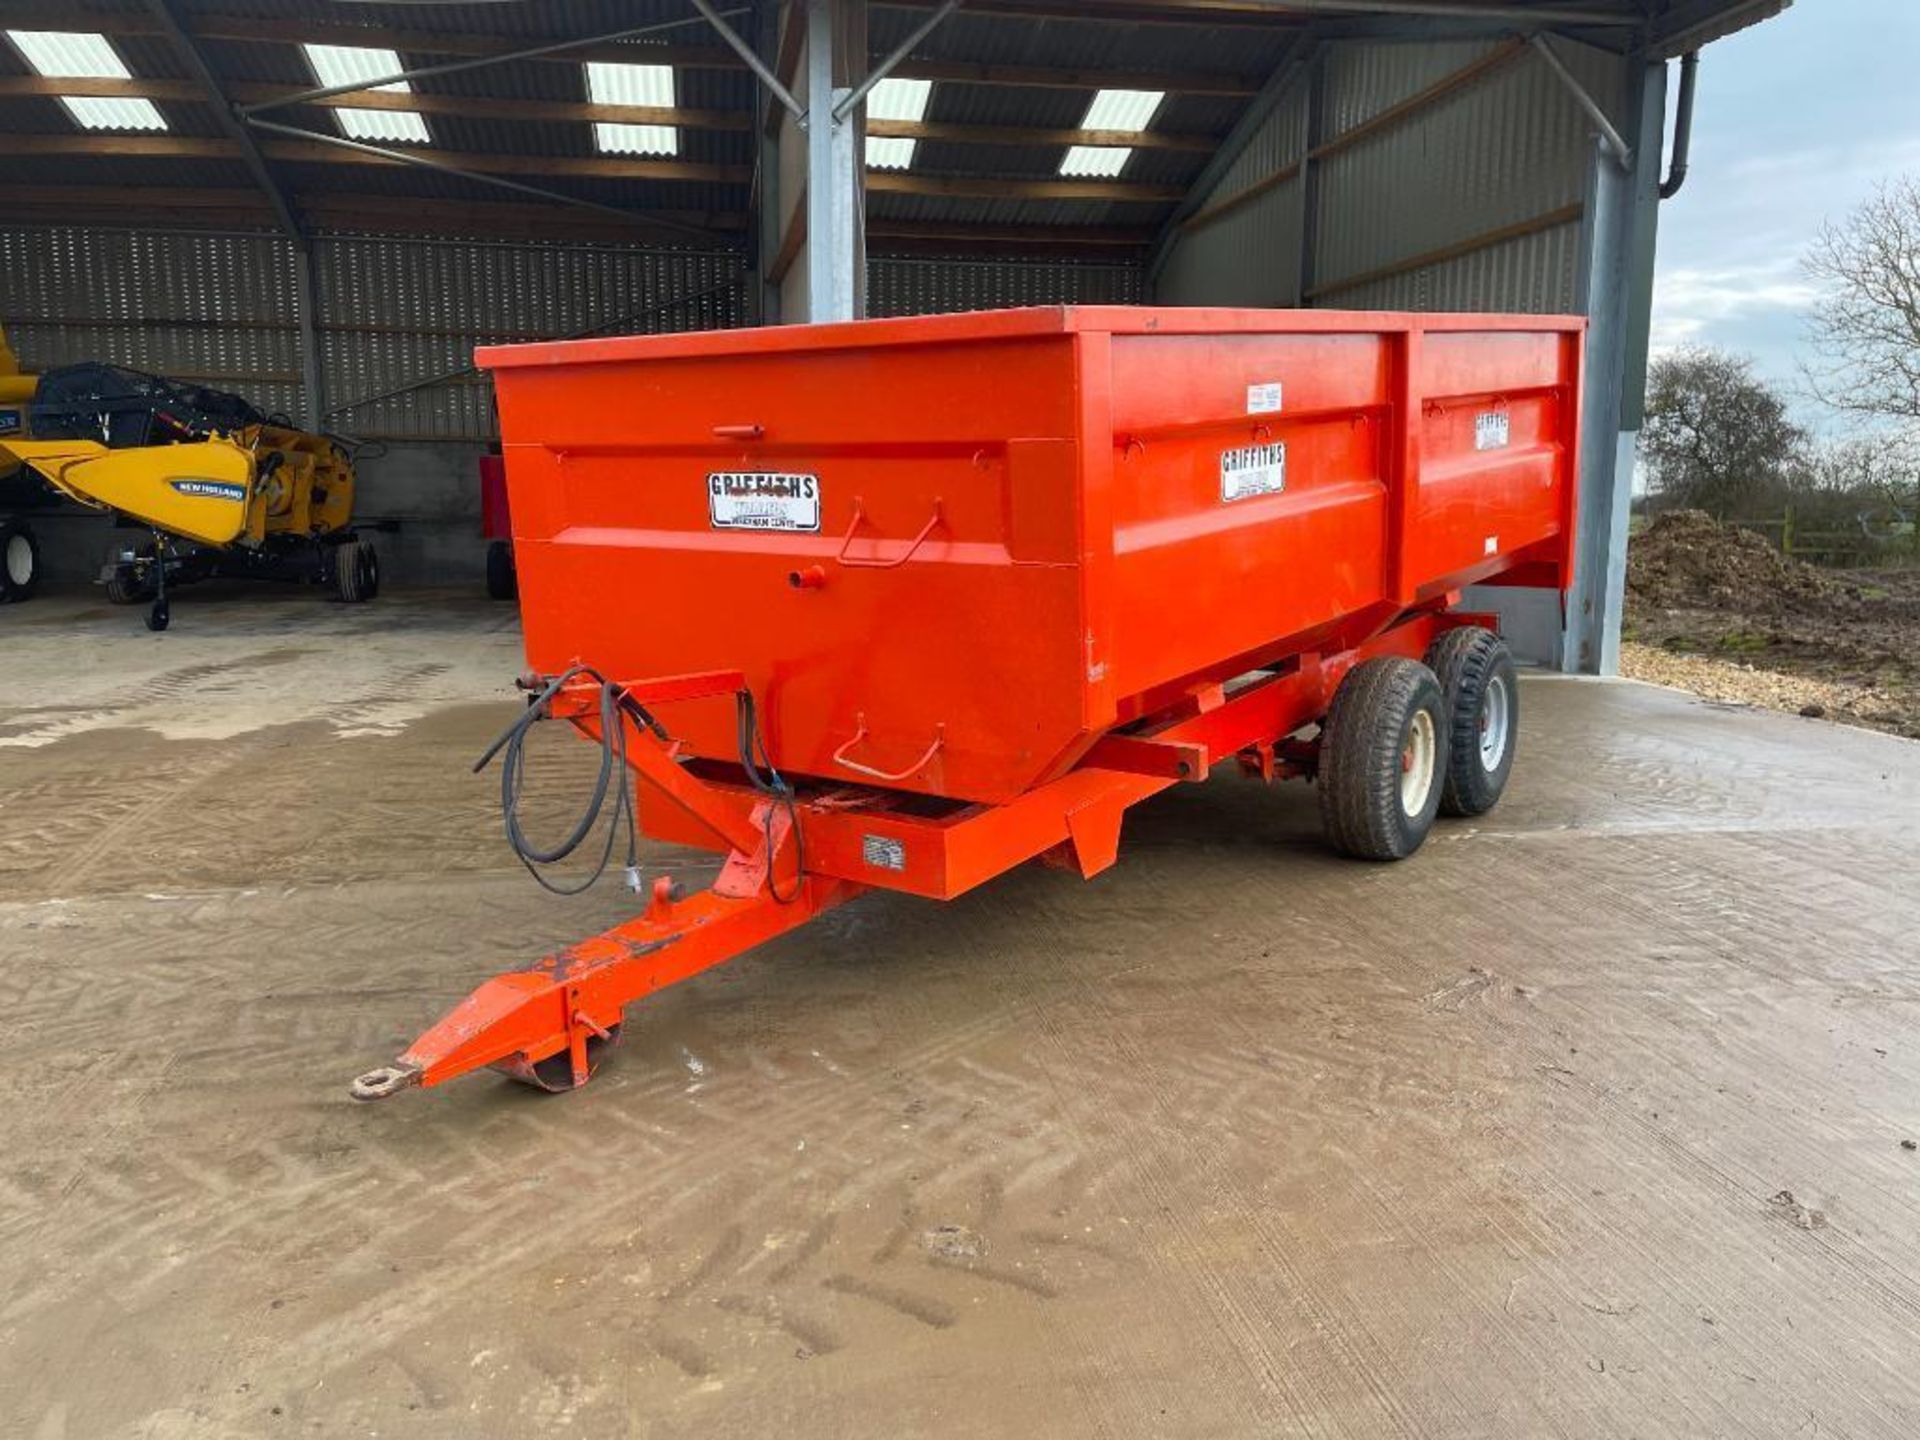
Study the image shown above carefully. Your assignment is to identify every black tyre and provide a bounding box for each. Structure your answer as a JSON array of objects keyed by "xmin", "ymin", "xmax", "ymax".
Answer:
[
  {"xmin": 333, "ymin": 539, "xmax": 365, "ymax": 603},
  {"xmin": 0, "ymin": 519, "xmax": 40, "ymax": 603},
  {"xmin": 144, "ymin": 596, "xmax": 170, "ymax": 632},
  {"xmin": 485, "ymin": 539, "xmax": 517, "ymax": 601},
  {"xmin": 357, "ymin": 542, "xmax": 380, "ymax": 601},
  {"xmin": 1317, "ymin": 656, "xmax": 1447, "ymax": 861},
  {"xmin": 104, "ymin": 564, "xmax": 153, "ymax": 605},
  {"xmin": 1424, "ymin": 626, "xmax": 1518, "ymax": 818}
]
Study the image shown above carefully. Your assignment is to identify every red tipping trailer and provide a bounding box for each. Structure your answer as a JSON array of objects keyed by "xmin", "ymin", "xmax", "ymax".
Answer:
[{"xmin": 352, "ymin": 306, "xmax": 1581, "ymax": 1101}]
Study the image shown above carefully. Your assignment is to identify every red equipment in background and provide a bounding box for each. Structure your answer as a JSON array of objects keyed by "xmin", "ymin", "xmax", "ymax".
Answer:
[
  {"xmin": 479, "ymin": 449, "xmax": 515, "ymax": 599},
  {"xmin": 352, "ymin": 307, "xmax": 1581, "ymax": 1102}
]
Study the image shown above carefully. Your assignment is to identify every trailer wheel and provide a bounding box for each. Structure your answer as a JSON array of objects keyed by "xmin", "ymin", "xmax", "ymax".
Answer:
[
  {"xmin": 522, "ymin": 1024, "xmax": 623, "ymax": 1093},
  {"xmin": 357, "ymin": 542, "xmax": 380, "ymax": 601},
  {"xmin": 485, "ymin": 539, "xmax": 517, "ymax": 600},
  {"xmin": 1425, "ymin": 626, "xmax": 1518, "ymax": 818},
  {"xmin": 0, "ymin": 519, "xmax": 41, "ymax": 603},
  {"xmin": 1317, "ymin": 656, "xmax": 1446, "ymax": 861},
  {"xmin": 144, "ymin": 596, "xmax": 170, "ymax": 632}
]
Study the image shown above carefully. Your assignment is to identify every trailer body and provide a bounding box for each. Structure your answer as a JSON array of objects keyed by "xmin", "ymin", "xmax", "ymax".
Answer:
[
  {"xmin": 352, "ymin": 307, "xmax": 1581, "ymax": 1101},
  {"xmin": 485, "ymin": 308, "xmax": 1579, "ymax": 807}
]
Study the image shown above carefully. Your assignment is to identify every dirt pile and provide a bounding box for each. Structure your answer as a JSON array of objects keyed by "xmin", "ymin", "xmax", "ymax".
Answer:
[
  {"xmin": 1626, "ymin": 509, "xmax": 1833, "ymax": 611},
  {"xmin": 1622, "ymin": 510, "xmax": 1920, "ymax": 740}
]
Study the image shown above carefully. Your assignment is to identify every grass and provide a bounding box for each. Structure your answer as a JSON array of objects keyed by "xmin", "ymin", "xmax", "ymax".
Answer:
[{"xmin": 1715, "ymin": 629, "xmax": 1774, "ymax": 653}]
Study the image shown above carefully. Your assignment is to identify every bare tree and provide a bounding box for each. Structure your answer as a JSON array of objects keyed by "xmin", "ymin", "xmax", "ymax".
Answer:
[
  {"xmin": 1801, "ymin": 427, "xmax": 1920, "ymax": 522},
  {"xmin": 1804, "ymin": 176, "xmax": 1920, "ymax": 422},
  {"xmin": 1640, "ymin": 347, "xmax": 1805, "ymax": 516}
]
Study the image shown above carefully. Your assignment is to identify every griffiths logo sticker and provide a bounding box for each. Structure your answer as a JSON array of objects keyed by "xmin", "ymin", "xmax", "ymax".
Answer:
[
  {"xmin": 0, "ymin": 408, "xmax": 21, "ymax": 436},
  {"xmin": 170, "ymin": 478, "xmax": 247, "ymax": 502},
  {"xmin": 1220, "ymin": 442, "xmax": 1286, "ymax": 503},
  {"xmin": 708, "ymin": 472, "xmax": 821, "ymax": 532}
]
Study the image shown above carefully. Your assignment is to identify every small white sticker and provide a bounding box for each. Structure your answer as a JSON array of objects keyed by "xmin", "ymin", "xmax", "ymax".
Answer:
[
  {"xmin": 1246, "ymin": 381, "xmax": 1283, "ymax": 415},
  {"xmin": 1220, "ymin": 442, "xmax": 1286, "ymax": 503},
  {"xmin": 1484, "ymin": 534, "xmax": 1499, "ymax": 556},
  {"xmin": 1474, "ymin": 411, "xmax": 1511, "ymax": 451},
  {"xmin": 708, "ymin": 472, "xmax": 820, "ymax": 531},
  {"xmin": 862, "ymin": 834, "xmax": 906, "ymax": 872}
]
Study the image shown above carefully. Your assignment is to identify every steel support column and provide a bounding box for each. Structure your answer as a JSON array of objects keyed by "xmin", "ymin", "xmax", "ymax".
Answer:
[
  {"xmin": 768, "ymin": 0, "xmax": 867, "ymax": 320},
  {"xmin": 803, "ymin": 0, "xmax": 866, "ymax": 322},
  {"xmin": 1561, "ymin": 53, "xmax": 1666, "ymax": 674}
]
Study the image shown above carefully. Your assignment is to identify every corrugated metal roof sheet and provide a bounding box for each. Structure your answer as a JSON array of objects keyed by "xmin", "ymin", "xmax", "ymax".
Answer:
[{"xmin": 0, "ymin": 0, "xmax": 1782, "ymax": 250}]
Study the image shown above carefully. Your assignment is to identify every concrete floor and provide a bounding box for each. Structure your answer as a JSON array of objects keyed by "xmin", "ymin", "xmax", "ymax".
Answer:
[{"xmin": 3, "ymin": 588, "xmax": 1919, "ymax": 1439}]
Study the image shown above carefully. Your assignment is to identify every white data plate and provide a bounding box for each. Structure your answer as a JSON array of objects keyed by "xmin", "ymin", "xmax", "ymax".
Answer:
[
  {"xmin": 1246, "ymin": 381, "xmax": 1284, "ymax": 415},
  {"xmin": 862, "ymin": 834, "xmax": 906, "ymax": 871}
]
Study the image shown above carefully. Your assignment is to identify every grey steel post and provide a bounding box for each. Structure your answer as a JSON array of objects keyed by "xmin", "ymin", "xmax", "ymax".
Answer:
[
  {"xmin": 805, "ymin": 0, "xmax": 864, "ymax": 321},
  {"xmin": 1562, "ymin": 54, "xmax": 1666, "ymax": 674}
]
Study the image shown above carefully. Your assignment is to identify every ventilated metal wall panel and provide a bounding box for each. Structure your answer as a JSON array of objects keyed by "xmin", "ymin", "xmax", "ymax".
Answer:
[
  {"xmin": 1157, "ymin": 38, "xmax": 1624, "ymax": 319},
  {"xmin": 1156, "ymin": 84, "xmax": 1309, "ymax": 307},
  {"xmin": 316, "ymin": 238, "xmax": 747, "ymax": 439},
  {"xmin": 868, "ymin": 255, "xmax": 1142, "ymax": 316},
  {"xmin": 1327, "ymin": 222, "xmax": 1585, "ymax": 315},
  {"xmin": 0, "ymin": 226, "xmax": 748, "ymax": 442},
  {"xmin": 1310, "ymin": 39, "xmax": 1618, "ymax": 312},
  {"xmin": 0, "ymin": 226, "xmax": 305, "ymax": 421},
  {"xmin": 2, "ymin": 228, "xmax": 1149, "ymax": 443}
]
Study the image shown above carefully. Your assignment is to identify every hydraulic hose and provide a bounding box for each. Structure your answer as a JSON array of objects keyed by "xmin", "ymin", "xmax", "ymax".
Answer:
[
  {"xmin": 475, "ymin": 668, "xmax": 802, "ymax": 903},
  {"xmin": 736, "ymin": 688, "xmax": 804, "ymax": 904},
  {"xmin": 474, "ymin": 665, "xmax": 641, "ymax": 897}
]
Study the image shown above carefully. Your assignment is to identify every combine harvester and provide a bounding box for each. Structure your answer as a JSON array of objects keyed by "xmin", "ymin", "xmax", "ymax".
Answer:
[
  {"xmin": 353, "ymin": 306, "xmax": 1579, "ymax": 1101},
  {"xmin": 0, "ymin": 325, "xmax": 376, "ymax": 629}
]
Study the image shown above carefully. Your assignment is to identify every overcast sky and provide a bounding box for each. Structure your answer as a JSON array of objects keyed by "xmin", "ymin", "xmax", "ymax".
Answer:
[{"xmin": 1648, "ymin": 0, "xmax": 1920, "ymax": 432}]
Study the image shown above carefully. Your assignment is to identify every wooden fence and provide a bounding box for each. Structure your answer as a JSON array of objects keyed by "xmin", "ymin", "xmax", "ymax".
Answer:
[{"xmin": 1726, "ymin": 508, "xmax": 1918, "ymax": 567}]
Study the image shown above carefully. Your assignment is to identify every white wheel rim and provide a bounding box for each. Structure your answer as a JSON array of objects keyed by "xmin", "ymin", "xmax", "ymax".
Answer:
[
  {"xmin": 1478, "ymin": 675, "xmax": 1510, "ymax": 771},
  {"xmin": 1400, "ymin": 709, "xmax": 1437, "ymax": 817},
  {"xmin": 5, "ymin": 534, "xmax": 30, "ymax": 587}
]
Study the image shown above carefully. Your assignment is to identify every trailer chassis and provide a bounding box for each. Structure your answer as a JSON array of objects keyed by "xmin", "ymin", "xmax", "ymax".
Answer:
[{"xmin": 351, "ymin": 600, "xmax": 1491, "ymax": 1101}]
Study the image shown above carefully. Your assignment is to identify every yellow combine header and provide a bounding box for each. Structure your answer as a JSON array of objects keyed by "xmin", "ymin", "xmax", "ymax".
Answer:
[
  {"xmin": 5, "ymin": 425, "xmax": 353, "ymax": 548},
  {"xmin": 0, "ymin": 325, "xmax": 375, "ymax": 629}
]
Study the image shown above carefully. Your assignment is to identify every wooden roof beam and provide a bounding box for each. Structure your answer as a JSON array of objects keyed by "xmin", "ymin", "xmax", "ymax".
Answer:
[
  {"xmin": 871, "ymin": 118, "xmax": 1218, "ymax": 152},
  {"xmin": 3, "ymin": 132, "xmax": 750, "ymax": 184},
  {"xmin": 867, "ymin": 172, "xmax": 1183, "ymax": 202}
]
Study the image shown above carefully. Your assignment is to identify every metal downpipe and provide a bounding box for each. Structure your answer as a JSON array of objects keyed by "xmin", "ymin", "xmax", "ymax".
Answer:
[{"xmin": 1659, "ymin": 50, "xmax": 1699, "ymax": 200}]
